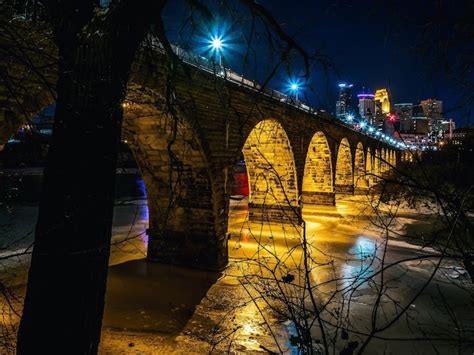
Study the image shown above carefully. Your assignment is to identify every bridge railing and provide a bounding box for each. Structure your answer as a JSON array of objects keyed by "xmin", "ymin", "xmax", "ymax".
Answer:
[
  {"xmin": 149, "ymin": 41, "xmax": 400, "ymax": 148},
  {"xmin": 167, "ymin": 43, "xmax": 315, "ymax": 113}
]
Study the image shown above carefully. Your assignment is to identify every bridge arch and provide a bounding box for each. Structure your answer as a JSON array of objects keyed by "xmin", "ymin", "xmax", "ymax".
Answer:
[
  {"xmin": 386, "ymin": 148, "xmax": 390, "ymax": 171},
  {"xmin": 122, "ymin": 88, "xmax": 228, "ymax": 269},
  {"xmin": 366, "ymin": 147, "xmax": 374, "ymax": 186},
  {"xmin": 302, "ymin": 131, "xmax": 334, "ymax": 206},
  {"xmin": 242, "ymin": 119, "xmax": 299, "ymax": 224},
  {"xmin": 374, "ymin": 148, "xmax": 381, "ymax": 181},
  {"xmin": 380, "ymin": 148, "xmax": 387, "ymax": 173},
  {"xmin": 385, "ymin": 149, "xmax": 390, "ymax": 171},
  {"xmin": 335, "ymin": 138, "xmax": 354, "ymax": 194},
  {"xmin": 354, "ymin": 142, "xmax": 367, "ymax": 190}
]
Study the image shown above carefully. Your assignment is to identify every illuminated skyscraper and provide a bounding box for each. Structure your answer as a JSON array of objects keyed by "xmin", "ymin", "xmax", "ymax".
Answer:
[
  {"xmin": 374, "ymin": 89, "xmax": 391, "ymax": 115},
  {"xmin": 336, "ymin": 83, "xmax": 353, "ymax": 119},
  {"xmin": 420, "ymin": 99, "xmax": 444, "ymax": 141},
  {"xmin": 372, "ymin": 88, "xmax": 391, "ymax": 132},
  {"xmin": 357, "ymin": 93, "xmax": 375, "ymax": 123}
]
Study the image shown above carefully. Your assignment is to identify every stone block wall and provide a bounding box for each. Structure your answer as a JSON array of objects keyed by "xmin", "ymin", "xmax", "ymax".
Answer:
[{"xmin": 2, "ymin": 38, "xmax": 402, "ymax": 269}]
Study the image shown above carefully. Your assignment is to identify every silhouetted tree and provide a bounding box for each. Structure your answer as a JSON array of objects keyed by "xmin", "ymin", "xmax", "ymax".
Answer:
[
  {"xmin": 0, "ymin": 1, "xmax": 311, "ymax": 353},
  {"xmin": 15, "ymin": 1, "xmax": 170, "ymax": 353}
]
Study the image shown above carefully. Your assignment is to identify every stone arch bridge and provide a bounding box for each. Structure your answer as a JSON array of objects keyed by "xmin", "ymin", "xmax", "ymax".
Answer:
[
  {"xmin": 120, "ymin": 48, "xmax": 402, "ymax": 270},
  {"xmin": 1, "ymin": 43, "xmax": 401, "ymax": 270}
]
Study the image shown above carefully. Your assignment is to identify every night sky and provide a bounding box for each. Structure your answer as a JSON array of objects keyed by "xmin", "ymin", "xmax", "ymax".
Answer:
[
  {"xmin": 263, "ymin": 1, "xmax": 450, "ymax": 116},
  {"xmin": 163, "ymin": 1, "xmax": 472, "ymax": 127}
]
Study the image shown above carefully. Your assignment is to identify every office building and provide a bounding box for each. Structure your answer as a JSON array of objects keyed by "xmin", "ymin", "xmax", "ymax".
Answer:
[
  {"xmin": 374, "ymin": 89, "xmax": 391, "ymax": 115},
  {"xmin": 357, "ymin": 93, "xmax": 375, "ymax": 123},
  {"xmin": 336, "ymin": 83, "xmax": 353, "ymax": 120},
  {"xmin": 394, "ymin": 103, "xmax": 413, "ymax": 132}
]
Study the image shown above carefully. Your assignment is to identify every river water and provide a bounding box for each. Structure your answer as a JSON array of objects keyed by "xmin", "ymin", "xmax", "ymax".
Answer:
[{"xmin": 0, "ymin": 170, "xmax": 473, "ymax": 354}]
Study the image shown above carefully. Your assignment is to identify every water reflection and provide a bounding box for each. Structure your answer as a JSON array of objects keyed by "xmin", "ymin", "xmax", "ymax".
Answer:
[{"xmin": 3, "ymin": 172, "xmax": 468, "ymax": 353}]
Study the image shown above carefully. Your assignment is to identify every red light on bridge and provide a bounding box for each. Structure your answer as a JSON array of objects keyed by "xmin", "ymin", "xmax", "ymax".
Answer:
[
  {"xmin": 387, "ymin": 113, "xmax": 397, "ymax": 123},
  {"xmin": 231, "ymin": 170, "xmax": 249, "ymax": 196}
]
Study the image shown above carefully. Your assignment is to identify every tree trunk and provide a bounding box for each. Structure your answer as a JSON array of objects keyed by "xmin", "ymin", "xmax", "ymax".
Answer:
[{"xmin": 16, "ymin": 11, "xmax": 150, "ymax": 351}]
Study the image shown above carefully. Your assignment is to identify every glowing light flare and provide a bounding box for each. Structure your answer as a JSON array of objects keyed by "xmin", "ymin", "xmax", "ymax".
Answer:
[
  {"xmin": 194, "ymin": 21, "xmax": 239, "ymax": 62},
  {"xmin": 287, "ymin": 79, "xmax": 303, "ymax": 99},
  {"xmin": 210, "ymin": 36, "xmax": 223, "ymax": 50}
]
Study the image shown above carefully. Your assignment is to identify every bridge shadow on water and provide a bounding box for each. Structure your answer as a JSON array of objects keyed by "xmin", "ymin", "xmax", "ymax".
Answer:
[{"xmin": 102, "ymin": 259, "xmax": 222, "ymax": 335}]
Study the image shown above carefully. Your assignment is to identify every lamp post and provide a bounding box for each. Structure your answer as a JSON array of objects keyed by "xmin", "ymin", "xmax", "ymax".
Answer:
[
  {"xmin": 210, "ymin": 35, "xmax": 224, "ymax": 68},
  {"xmin": 290, "ymin": 82, "xmax": 299, "ymax": 100}
]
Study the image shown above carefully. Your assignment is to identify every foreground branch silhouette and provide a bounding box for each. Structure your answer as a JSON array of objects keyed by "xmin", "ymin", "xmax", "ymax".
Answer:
[{"xmin": 1, "ymin": 1, "xmax": 313, "ymax": 353}]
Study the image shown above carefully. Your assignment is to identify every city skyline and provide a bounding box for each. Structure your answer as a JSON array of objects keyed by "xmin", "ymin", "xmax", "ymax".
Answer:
[
  {"xmin": 249, "ymin": 0, "xmax": 472, "ymax": 127},
  {"xmin": 331, "ymin": 80, "xmax": 456, "ymax": 149}
]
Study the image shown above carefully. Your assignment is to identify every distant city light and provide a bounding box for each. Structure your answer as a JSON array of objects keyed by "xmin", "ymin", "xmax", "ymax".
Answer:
[
  {"xmin": 375, "ymin": 131, "xmax": 381, "ymax": 136},
  {"xmin": 346, "ymin": 114, "xmax": 354, "ymax": 121},
  {"xmin": 368, "ymin": 126, "xmax": 375, "ymax": 133},
  {"xmin": 357, "ymin": 93, "xmax": 375, "ymax": 98},
  {"xmin": 339, "ymin": 83, "xmax": 353, "ymax": 88}
]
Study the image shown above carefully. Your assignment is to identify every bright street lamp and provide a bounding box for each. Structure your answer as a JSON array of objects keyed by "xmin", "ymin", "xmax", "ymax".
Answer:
[
  {"xmin": 289, "ymin": 82, "xmax": 300, "ymax": 100},
  {"xmin": 209, "ymin": 35, "xmax": 225, "ymax": 67},
  {"xmin": 211, "ymin": 36, "xmax": 223, "ymax": 50}
]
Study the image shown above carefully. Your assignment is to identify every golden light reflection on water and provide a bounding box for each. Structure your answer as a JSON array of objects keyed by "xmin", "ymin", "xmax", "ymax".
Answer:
[
  {"xmin": 107, "ymin": 194, "xmax": 382, "ymax": 350},
  {"xmin": 227, "ymin": 195, "xmax": 381, "ymax": 298}
]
